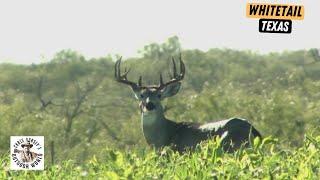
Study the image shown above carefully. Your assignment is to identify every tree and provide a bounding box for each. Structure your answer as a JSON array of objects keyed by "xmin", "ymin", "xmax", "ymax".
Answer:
[{"xmin": 139, "ymin": 36, "xmax": 181, "ymax": 60}]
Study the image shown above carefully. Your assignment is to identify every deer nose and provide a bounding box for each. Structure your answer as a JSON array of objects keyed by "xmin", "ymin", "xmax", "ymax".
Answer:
[{"xmin": 146, "ymin": 102, "xmax": 155, "ymax": 111}]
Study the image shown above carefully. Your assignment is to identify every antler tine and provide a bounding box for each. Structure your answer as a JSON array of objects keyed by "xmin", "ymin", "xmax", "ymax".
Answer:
[
  {"xmin": 116, "ymin": 57, "xmax": 124, "ymax": 79},
  {"xmin": 179, "ymin": 54, "xmax": 185, "ymax": 78},
  {"xmin": 114, "ymin": 57, "xmax": 121, "ymax": 78},
  {"xmin": 157, "ymin": 55, "xmax": 185, "ymax": 90},
  {"xmin": 123, "ymin": 67, "xmax": 131, "ymax": 79},
  {"xmin": 159, "ymin": 73, "xmax": 164, "ymax": 86},
  {"xmin": 114, "ymin": 57, "xmax": 140, "ymax": 90},
  {"xmin": 172, "ymin": 57, "xmax": 178, "ymax": 77},
  {"xmin": 138, "ymin": 76, "xmax": 142, "ymax": 86}
]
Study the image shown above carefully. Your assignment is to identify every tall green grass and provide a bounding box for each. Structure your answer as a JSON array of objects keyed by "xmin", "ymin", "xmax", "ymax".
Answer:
[{"xmin": 1, "ymin": 135, "xmax": 319, "ymax": 179}]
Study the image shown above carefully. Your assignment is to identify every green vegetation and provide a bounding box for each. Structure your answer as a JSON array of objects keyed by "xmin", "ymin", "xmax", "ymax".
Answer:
[
  {"xmin": 0, "ymin": 37, "xmax": 320, "ymax": 178},
  {"xmin": 1, "ymin": 136, "xmax": 320, "ymax": 179}
]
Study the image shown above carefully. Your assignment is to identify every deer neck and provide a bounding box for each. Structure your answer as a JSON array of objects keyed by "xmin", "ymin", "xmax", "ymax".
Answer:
[{"xmin": 141, "ymin": 107, "xmax": 175, "ymax": 148}]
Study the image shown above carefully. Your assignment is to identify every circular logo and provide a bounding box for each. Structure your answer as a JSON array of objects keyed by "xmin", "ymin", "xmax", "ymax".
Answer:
[{"xmin": 10, "ymin": 136, "xmax": 44, "ymax": 170}]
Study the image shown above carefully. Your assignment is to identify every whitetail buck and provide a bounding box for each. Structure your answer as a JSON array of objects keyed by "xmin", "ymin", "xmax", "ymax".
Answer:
[{"xmin": 115, "ymin": 55, "xmax": 261, "ymax": 152}]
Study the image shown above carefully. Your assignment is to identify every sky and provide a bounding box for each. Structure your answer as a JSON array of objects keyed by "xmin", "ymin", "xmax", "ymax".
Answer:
[{"xmin": 0, "ymin": 0, "xmax": 319, "ymax": 64}]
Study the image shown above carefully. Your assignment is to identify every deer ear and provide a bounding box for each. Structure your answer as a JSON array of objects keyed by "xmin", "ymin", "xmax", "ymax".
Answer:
[{"xmin": 160, "ymin": 82, "xmax": 181, "ymax": 99}]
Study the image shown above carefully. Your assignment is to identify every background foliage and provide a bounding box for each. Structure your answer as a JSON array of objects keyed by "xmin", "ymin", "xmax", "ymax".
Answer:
[{"xmin": 0, "ymin": 36, "xmax": 319, "ymax": 166}]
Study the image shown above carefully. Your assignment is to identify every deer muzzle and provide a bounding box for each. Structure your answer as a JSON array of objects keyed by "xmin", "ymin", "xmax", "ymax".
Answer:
[
  {"xmin": 140, "ymin": 98, "xmax": 156, "ymax": 112},
  {"xmin": 145, "ymin": 102, "xmax": 155, "ymax": 111}
]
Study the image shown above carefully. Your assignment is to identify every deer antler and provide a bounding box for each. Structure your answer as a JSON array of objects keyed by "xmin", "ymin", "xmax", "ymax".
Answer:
[
  {"xmin": 115, "ymin": 57, "xmax": 141, "ymax": 90},
  {"xmin": 114, "ymin": 54, "xmax": 185, "ymax": 90},
  {"xmin": 157, "ymin": 54, "xmax": 185, "ymax": 90}
]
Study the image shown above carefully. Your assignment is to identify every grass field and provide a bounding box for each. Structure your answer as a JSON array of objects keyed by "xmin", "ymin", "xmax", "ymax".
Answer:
[{"xmin": 1, "ymin": 135, "xmax": 319, "ymax": 179}]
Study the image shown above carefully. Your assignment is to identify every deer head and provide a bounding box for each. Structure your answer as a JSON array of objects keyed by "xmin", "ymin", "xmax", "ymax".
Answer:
[{"xmin": 115, "ymin": 55, "xmax": 185, "ymax": 114}]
